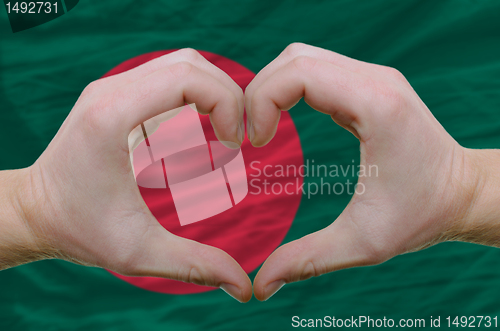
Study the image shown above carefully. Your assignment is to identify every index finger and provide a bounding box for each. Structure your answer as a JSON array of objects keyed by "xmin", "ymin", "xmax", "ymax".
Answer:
[
  {"xmin": 245, "ymin": 43, "xmax": 376, "ymax": 114},
  {"xmin": 110, "ymin": 49, "xmax": 245, "ymax": 116},
  {"xmin": 247, "ymin": 56, "xmax": 372, "ymax": 146},
  {"xmin": 82, "ymin": 61, "xmax": 243, "ymax": 147}
]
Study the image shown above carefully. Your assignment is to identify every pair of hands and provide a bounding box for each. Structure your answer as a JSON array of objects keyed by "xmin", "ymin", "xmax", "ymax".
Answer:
[{"xmin": 6, "ymin": 43, "xmax": 494, "ymax": 303}]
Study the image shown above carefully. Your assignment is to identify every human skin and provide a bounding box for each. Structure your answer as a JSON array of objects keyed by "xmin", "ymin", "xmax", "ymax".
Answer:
[
  {"xmin": 1, "ymin": 44, "xmax": 499, "ymax": 303},
  {"xmin": 245, "ymin": 43, "xmax": 500, "ymax": 300},
  {"xmin": 0, "ymin": 49, "xmax": 252, "ymax": 303}
]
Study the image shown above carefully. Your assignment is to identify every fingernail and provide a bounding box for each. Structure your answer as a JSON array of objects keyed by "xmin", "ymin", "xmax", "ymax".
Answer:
[
  {"xmin": 237, "ymin": 119, "xmax": 245, "ymax": 145},
  {"xmin": 220, "ymin": 283, "xmax": 243, "ymax": 303},
  {"xmin": 263, "ymin": 280, "xmax": 285, "ymax": 301},
  {"xmin": 247, "ymin": 116, "xmax": 254, "ymax": 143}
]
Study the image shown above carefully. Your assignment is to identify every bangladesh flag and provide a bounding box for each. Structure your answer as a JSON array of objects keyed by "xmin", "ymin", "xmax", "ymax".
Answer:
[{"xmin": 1, "ymin": 1, "xmax": 500, "ymax": 330}]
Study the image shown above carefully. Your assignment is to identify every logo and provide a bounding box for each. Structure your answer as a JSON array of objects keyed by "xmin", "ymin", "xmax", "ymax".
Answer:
[{"xmin": 131, "ymin": 104, "xmax": 248, "ymax": 226}]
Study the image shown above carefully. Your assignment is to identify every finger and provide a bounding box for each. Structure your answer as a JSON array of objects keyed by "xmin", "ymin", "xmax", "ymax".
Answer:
[
  {"xmin": 112, "ymin": 49, "xmax": 244, "ymax": 114},
  {"xmin": 116, "ymin": 224, "xmax": 252, "ymax": 303},
  {"xmin": 253, "ymin": 215, "xmax": 374, "ymax": 301},
  {"xmin": 101, "ymin": 62, "xmax": 242, "ymax": 146},
  {"xmin": 247, "ymin": 56, "xmax": 372, "ymax": 146},
  {"xmin": 245, "ymin": 43, "xmax": 375, "ymax": 113}
]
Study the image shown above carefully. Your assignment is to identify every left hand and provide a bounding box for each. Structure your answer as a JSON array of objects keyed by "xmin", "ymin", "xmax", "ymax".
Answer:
[{"xmin": 2, "ymin": 49, "xmax": 252, "ymax": 302}]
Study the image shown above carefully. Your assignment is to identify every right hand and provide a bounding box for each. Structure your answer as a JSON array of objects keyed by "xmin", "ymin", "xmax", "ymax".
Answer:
[{"xmin": 245, "ymin": 43, "xmax": 492, "ymax": 301}]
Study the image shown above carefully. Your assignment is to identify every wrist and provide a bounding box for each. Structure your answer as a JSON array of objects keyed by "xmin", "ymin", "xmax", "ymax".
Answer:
[
  {"xmin": 449, "ymin": 148, "xmax": 500, "ymax": 247},
  {"xmin": 0, "ymin": 167, "xmax": 52, "ymax": 269}
]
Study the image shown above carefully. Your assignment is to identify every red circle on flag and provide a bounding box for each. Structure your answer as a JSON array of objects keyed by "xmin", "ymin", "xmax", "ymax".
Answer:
[{"xmin": 103, "ymin": 50, "xmax": 303, "ymax": 294}]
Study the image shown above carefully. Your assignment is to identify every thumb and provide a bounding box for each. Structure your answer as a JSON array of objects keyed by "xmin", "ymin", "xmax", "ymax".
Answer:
[
  {"xmin": 253, "ymin": 214, "xmax": 377, "ymax": 301},
  {"xmin": 113, "ymin": 224, "xmax": 252, "ymax": 303}
]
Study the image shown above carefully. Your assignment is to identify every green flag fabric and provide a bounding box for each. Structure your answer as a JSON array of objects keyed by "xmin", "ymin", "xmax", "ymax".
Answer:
[{"xmin": 1, "ymin": 1, "xmax": 500, "ymax": 330}]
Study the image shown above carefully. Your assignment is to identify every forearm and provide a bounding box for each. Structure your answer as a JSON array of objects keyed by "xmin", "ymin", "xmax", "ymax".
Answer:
[
  {"xmin": 454, "ymin": 148, "xmax": 500, "ymax": 247},
  {"xmin": 0, "ymin": 168, "xmax": 46, "ymax": 270}
]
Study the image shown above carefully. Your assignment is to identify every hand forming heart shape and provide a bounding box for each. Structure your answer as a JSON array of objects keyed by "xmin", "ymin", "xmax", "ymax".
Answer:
[{"xmin": 3, "ymin": 44, "xmax": 493, "ymax": 303}]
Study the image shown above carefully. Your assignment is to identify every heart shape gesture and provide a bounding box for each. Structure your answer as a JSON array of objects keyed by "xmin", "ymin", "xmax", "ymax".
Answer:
[{"xmin": 1, "ymin": 44, "xmax": 498, "ymax": 303}]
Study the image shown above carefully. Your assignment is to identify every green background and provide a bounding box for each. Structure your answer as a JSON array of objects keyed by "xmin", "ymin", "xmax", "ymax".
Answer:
[{"xmin": 1, "ymin": 0, "xmax": 500, "ymax": 330}]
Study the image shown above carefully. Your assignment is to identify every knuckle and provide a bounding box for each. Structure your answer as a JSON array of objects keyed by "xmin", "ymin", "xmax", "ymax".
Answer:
[
  {"xmin": 168, "ymin": 61, "xmax": 194, "ymax": 79},
  {"xmin": 284, "ymin": 42, "xmax": 308, "ymax": 57},
  {"xmin": 370, "ymin": 83, "xmax": 407, "ymax": 119},
  {"xmin": 175, "ymin": 244, "xmax": 212, "ymax": 286},
  {"xmin": 176, "ymin": 264, "xmax": 207, "ymax": 286},
  {"xmin": 298, "ymin": 260, "xmax": 322, "ymax": 281},
  {"xmin": 82, "ymin": 92, "xmax": 117, "ymax": 132},
  {"xmin": 379, "ymin": 66, "xmax": 407, "ymax": 83},
  {"xmin": 378, "ymin": 84, "xmax": 403, "ymax": 106},
  {"xmin": 186, "ymin": 266, "xmax": 204, "ymax": 285},
  {"xmin": 292, "ymin": 55, "xmax": 317, "ymax": 72},
  {"xmin": 81, "ymin": 79, "xmax": 104, "ymax": 99},
  {"xmin": 176, "ymin": 48, "xmax": 201, "ymax": 62}
]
